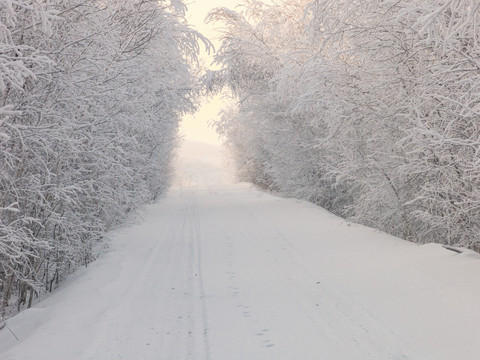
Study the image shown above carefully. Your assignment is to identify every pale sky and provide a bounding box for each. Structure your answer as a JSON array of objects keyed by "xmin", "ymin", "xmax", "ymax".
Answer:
[{"xmin": 180, "ymin": 0, "xmax": 241, "ymax": 146}]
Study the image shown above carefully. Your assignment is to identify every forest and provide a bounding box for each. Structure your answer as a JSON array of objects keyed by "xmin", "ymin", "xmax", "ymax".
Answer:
[
  {"xmin": 0, "ymin": 0, "xmax": 208, "ymax": 318},
  {"xmin": 208, "ymin": 0, "xmax": 480, "ymax": 249}
]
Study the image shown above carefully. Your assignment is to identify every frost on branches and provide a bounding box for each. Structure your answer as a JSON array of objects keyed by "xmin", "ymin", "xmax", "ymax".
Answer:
[
  {"xmin": 0, "ymin": 0, "xmax": 208, "ymax": 317},
  {"xmin": 208, "ymin": 0, "xmax": 480, "ymax": 249}
]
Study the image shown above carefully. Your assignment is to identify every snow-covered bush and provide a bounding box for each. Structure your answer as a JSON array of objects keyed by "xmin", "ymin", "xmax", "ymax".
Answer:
[
  {"xmin": 209, "ymin": 0, "xmax": 480, "ymax": 248},
  {"xmin": 0, "ymin": 0, "xmax": 208, "ymax": 317}
]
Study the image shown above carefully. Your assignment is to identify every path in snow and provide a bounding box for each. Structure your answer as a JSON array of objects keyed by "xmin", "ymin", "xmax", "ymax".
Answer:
[{"xmin": 1, "ymin": 183, "xmax": 480, "ymax": 359}]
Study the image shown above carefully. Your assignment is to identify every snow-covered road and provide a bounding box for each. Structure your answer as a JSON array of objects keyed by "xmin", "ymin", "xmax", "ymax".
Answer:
[{"xmin": 1, "ymin": 184, "xmax": 480, "ymax": 360}]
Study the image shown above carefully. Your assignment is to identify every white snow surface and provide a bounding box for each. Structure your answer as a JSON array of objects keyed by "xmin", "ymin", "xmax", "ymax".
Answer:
[
  {"xmin": 173, "ymin": 140, "xmax": 233, "ymax": 187},
  {"xmin": 1, "ymin": 146, "xmax": 480, "ymax": 359}
]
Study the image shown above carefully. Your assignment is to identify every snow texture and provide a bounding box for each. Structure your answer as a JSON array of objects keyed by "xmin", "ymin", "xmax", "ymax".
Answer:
[{"xmin": 1, "ymin": 143, "xmax": 479, "ymax": 359}]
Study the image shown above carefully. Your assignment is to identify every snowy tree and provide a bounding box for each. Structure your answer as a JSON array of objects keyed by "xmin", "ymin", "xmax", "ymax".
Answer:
[
  {"xmin": 395, "ymin": 0, "xmax": 480, "ymax": 247},
  {"xmin": 1, "ymin": 0, "xmax": 209, "ymax": 317},
  {"xmin": 209, "ymin": 0, "xmax": 480, "ymax": 249}
]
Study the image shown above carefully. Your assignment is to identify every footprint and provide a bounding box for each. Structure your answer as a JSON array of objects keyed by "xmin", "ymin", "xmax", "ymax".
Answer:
[{"xmin": 266, "ymin": 344, "xmax": 275, "ymax": 348}]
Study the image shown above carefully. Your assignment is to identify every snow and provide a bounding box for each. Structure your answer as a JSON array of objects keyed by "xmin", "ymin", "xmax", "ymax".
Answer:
[
  {"xmin": 1, "ymin": 143, "xmax": 480, "ymax": 359},
  {"xmin": 173, "ymin": 140, "xmax": 234, "ymax": 187}
]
